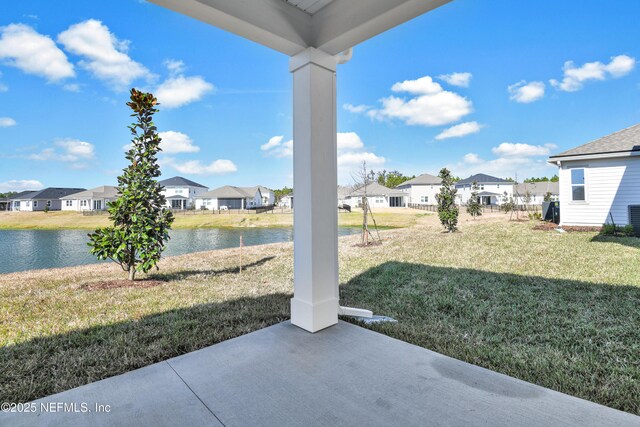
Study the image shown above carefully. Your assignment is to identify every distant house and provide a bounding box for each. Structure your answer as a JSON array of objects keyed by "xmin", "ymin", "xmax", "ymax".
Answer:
[
  {"xmin": 395, "ymin": 173, "xmax": 442, "ymax": 205},
  {"xmin": 61, "ymin": 186, "xmax": 119, "ymax": 211},
  {"xmin": 456, "ymin": 174, "xmax": 512, "ymax": 206},
  {"xmin": 195, "ymin": 185, "xmax": 268, "ymax": 210},
  {"xmin": 514, "ymin": 182, "xmax": 559, "ymax": 205},
  {"xmin": 548, "ymin": 123, "xmax": 640, "ymax": 227},
  {"xmin": 280, "ymin": 193, "xmax": 294, "ymax": 209},
  {"xmin": 10, "ymin": 188, "xmax": 86, "ymax": 211},
  {"xmin": 256, "ymin": 186, "xmax": 276, "ymax": 207},
  {"xmin": 337, "ymin": 186, "xmax": 353, "ymax": 207},
  {"xmin": 159, "ymin": 176, "xmax": 208, "ymax": 210},
  {"xmin": 346, "ymin": 182, "xmax": 406, "ymax": 208}
]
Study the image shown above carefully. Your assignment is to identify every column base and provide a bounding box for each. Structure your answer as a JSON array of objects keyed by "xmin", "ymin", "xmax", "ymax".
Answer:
[{"xmin": 291, "ymin": 297, "xmax": 339, "ymax": 333}]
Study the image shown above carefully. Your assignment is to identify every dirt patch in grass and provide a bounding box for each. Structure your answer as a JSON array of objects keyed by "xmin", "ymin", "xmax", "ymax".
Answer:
[
  {"xmin": 533, "ymin": 222, "xmax": 603, "ymax": 233},
  {"xmin": 81, "ymin": 279, "xmax": 166, "ymax": 291}
]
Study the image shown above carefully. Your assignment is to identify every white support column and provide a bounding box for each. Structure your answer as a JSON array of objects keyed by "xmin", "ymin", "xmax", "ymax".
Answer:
[{"xmin": 289, "ymin": 48, "xmax": 339, "ymax": 333}]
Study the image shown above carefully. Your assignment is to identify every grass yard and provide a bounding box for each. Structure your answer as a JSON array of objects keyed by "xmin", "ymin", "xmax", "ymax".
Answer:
[
  {"xmin": 0, "ymin": 209, "xmax": 424, "ymax": 230},
  {"xmin": 1, "ymin": 213, "xmax": 639, "ymax": 414}
]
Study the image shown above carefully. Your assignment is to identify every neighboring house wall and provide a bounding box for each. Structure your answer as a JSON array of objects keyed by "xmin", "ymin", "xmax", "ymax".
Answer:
[
  {"xmin": 558, "ymin": 157, "xmax": 640, "ymax": 226},
  {"xmin": 15, "ymin": 199, "xmax": 60, "ymax": 211},
  {"xmin": 346, "ymin": 195, "xmax": 391, "ymax": 208},
  {"xmin": 397, "ymin": 184, "xmax": 441, "ymax": 205},
  {"xmin": 456, "ymin": 183, "xmax": 512, "ymax": 205},
  {"xmin": 162, "ymin": 186, "xmax": 208, "ymax": 209}
]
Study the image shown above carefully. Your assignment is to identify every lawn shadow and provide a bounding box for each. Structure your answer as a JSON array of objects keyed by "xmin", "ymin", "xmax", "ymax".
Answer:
[
  {"xmin": 590, "ymin": 234, "xmax": 640, "ymax": 249},
  {"xmin": 149, "ymin": 256, "xmax": 276, "ymax": 281},
  {"xmin": 0, "ymin": 292, "xmax": 291, "ymax": 404},
  {"xmin": 339, "ymin": 261, "xmax": 640, "ymax": 415}
]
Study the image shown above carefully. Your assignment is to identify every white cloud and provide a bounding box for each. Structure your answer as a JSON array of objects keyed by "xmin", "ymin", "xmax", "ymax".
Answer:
[
  {"xmin": 0, "ymin": 23, "xmax": 74, "ymax": 82},
  {"xmin": 164, "ymin": 59, "xmax": 185, "ymax": 75},
  {"xmin": 155, "ymin": 75, "xmax": 214, "ymax": 109},
  {"xmin": 337, "ymin": 151, "xmax": 385, "ymax": 168},
  {"xmin": 463, "ymin": 153, "xmax": 481, "ymax": 164},
  {"xmin": 261, "ymin": 136, "xmax": 284, "ymax": 151},
  {"xmin": 0, "ymin": 179, "xmax": 44, "ymax": 192},
  {"xmin": 337, "ymin": 132, "xmax": 364, "ymax": 150},
  {"xmin": 158, "ymin": 131, "xmax": 200, "ymax": 154},
  {"xmin": 435, "ymin": 121, "xmax": 483, "ymax": 140},
  {"xmin": 369, "ymin": 75, "xmax": 473, "ymax": 127},
  {"xmin": 438, "ymin": 72, "xmax": 472, "ymax": 88},
  {"xmin": 29, "ymin": 138, "xmax": 95, "ymax": 168},
  {"xmin": 343, "ymin": 103, "xmax": 370, "ymax": 114},
  {"xmin": 0, "ymin": 117, "xmax": 17, "ymax": 127},
  {"xmin": 550, "ymin": 55, "xmax": 636, "ymax": 92},
  {"xmin": 451, "ymin": 142, "xmax": 558, "ymax": 179},
  {"xmin": 164, "ymin": 157, "xmax": 237, "ymax": 175},
  {"xmin": 58, "ymin": 19, "xmax": 151, "ymax": 91},
  {"xmin": 492, "ymin": 142, "xmax": 557, "ymax": 158},
  {"xmin": 508, "ymin": 81, "xmax": 545, "ymax": 103},
  {"xmin": 63, "ymin": 83, "xmax": 81, "ymax": 92}
]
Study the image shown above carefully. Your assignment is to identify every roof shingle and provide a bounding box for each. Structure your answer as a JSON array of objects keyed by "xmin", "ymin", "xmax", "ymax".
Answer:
[{"xmin": 550, "ymin": 123, "xmax": 640, "ymax": 158}]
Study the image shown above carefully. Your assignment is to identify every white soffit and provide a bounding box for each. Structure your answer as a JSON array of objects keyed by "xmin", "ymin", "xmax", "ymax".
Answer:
[
  {"xmin": 149, "ymin": 0, "xmax": 452, "ymax": 56},
  {"xmin": 285, "ymin": 0, "xmax": 335, "ymax": 15}
]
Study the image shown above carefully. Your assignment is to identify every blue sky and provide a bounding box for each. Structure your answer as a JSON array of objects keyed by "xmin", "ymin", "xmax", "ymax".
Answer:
[{"xmin": 0, "ymin": 0, "xmax": 639, "ymax": 192}]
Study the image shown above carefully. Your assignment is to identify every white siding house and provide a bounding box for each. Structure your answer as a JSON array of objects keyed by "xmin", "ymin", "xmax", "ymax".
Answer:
[
  {"xmin": 548, "ymin": 123, "xmax": 640, "ymax": 227},
  {"xmin": 10, "ymin": 188, "xmax": 85, "ymax": 211},
  {"xmin": 455, "ymin": 174, "xmax": 513, "ymax": 206},
  {"xmin": 159, "ymin": 176, "xmax": 208, "ymax": 210},
  {"xmin": 514, "ymin": 182, "xmax": 559, "ymax": 205},
  {"xmin": 61, "ymin": 186, "xmax": 119, "ymax": 211},
  {"xmin": 195, "ymin": 185, "xmax": 266, "ymax": 210},
  {"xmin": 395, "ymin": 173, "xmax": 442, "ymax": 205},
  {"xmin": 346, "ymin": 182, "xmax": 406, "ymax": 208}
]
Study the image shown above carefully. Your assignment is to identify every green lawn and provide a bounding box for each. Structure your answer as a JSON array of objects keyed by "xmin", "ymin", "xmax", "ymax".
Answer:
[
  {"xmin": 1, "ymin": 215, "xmax": 639, "ymax": 414},
  {"xmin": 0, "ymin": 209, "xmax": 425, "ymax": 230}
]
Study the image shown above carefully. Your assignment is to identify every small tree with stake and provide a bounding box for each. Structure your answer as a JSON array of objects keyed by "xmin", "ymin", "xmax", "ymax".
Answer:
[
  {"xmin": 88, "ymin": 89, "xmax": 174, "ymax": 281},
  {"xmin": 436, "ymin": 168, "xmax": 459, "ymax": 232},
  {"xmin": 466, "ymin": 181, "xmax": 482, "ymax": 218}
]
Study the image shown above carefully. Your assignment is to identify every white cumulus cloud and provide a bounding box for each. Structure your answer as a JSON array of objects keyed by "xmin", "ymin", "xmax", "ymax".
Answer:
[
  {"xmin": 58, "ymin": 19, "xmax": 151, "ymax": 91},
  {"xmin": 337, "ymin": 132, "xmax": 364, "ymax": 150},
  {"xmin": 261, "ymin": 136, "xmax": 284, "ymax": 151},
  {"xmin": 0, "ymin": 23, "xmax": 74, "ymax": 82},
  {"xmin": 29, "ymin": 139, "xmax": 95, "ymax": 169},
  {"xmin": 0, "ymin": 179, "xmax": 44, "ymax": 192},
  {"xmin": 508, "ymin": 81, "xmax": 545, "ymax": 103},
  {"xmin": 550, "ymin": 54, "xmax": 636, "ymax": 92},
  {"xmin": 164, "ymin": 157, "xmax": 237, "ymax": 175},
  {"xmin": 0, "ymin": 117, "xmax": 17, "ymax": 127},
  {"xmin": 369, "ymin": 75, "xmax": 473, "ymax": 127},
  {"xmin": 343, "ymin": 103, "xmax": 370, "ymax": 114},
  {"xmin": 492, "ymin": 142, "xmax": 557, "ymax": 158},
  {"xmin": 435, "ymin": 121, "xmax": 483, "ymax": 140},
  {"xmin": 156, "ymin": 75, "xmax": 214, "ymax": 109},
  {"xmin": 158, "ymin": 131, "xmax": 200, "ymax": 154},
  {"xmin": 438, "ymin": 72, "xmax": 472, "ymax": 88},
  {"xmin": 337, "ymin": 151, "xmax": 385, "ymax": 168}
]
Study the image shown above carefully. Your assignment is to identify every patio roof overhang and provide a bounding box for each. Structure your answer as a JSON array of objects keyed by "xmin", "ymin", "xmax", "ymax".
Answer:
[
  {"xmin": 149, "ymin": 0, "xmax": 450, "ymax": 56},
  {"xmin": 148, "ymin": 0, "xmax": 452, "ymax": 333}
]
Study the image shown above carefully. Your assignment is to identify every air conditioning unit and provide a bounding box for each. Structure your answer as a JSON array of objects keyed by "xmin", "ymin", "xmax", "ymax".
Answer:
[{"xmin": 628, "ymin": 205, "xmax": 640, "ymax": 236}]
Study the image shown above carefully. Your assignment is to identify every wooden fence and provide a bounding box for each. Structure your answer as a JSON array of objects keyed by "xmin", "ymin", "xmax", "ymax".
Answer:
[{"xmin": 407, "ymin": 203, "xmax": 542, "ymax": 213}]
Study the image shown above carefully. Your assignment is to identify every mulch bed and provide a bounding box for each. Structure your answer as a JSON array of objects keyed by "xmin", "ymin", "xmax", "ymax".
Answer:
[
  {"xmin": 81, "ymin": 279, "xmax": 166, "ymax": 291},
  {"xmin": 532, "ymin": 222, "xmax": 602, "ymax": 232}
]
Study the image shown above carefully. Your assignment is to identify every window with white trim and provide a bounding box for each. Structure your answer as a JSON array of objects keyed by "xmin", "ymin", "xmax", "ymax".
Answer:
[
  {"xmin": 81, "ymin": 200, "xmax": 88, "ymax": 207},
  {"xmin": 571, "ymin": 169, "xmax": 585, "ymax": 201},
  {"xmin": 65, "ymin": 200, "xmax": 72, "ymax": 207},
  {"xmin": 420, "ymin": 196, "xmax": 428, "ymax": 203},
  {"xmin": 32, "ymin": 201, "xmax": 37, "ymax": 208},
  {"xmin": 46, "ymin": 200, "xmax": 51, "ymax": 207}
]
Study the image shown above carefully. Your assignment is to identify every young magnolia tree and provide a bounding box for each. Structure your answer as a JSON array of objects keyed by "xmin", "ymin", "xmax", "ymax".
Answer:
[
  {"xmin": 436, "ymin": 168, "xmax": 459, "ymax": 232},
  {"xmin": 88, "ymin": 89, "xmax": 174, "ymax": 281},
  {"xmin": 466, "ymin": 181, "xmax": 482, "ymax": 218}
]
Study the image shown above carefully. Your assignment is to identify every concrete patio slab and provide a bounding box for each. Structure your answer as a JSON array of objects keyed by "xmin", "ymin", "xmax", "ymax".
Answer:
[{"xmin": 2, "ymin": 321, "xmax": 638, "ymax": 426}]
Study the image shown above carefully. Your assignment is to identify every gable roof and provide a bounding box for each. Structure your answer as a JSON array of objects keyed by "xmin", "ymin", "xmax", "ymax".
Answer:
[
  {"xmin": 18, "ymin": 188, "xmax": 86, "ymax": 200},
  {"xmin": 515, "ymin": 181, "xmax": 559, "ymax": 196},
  {"xmin": 10, "ymin": 190, "xmax": 38, "ymax": 200},
  {"xmin": 349, "ymin": 182, "xmax": 404, "ymax": 197},
  {"xmin": 457, "ymin": 174, "xmax": 509, "ymax": 185},
  {"xmin": 159, "ymin": 176, "xmax": 207, "ymax": 188},
  {"xmin": 550, "ymin": 123, "xmax": 640, "ymax": 159},
  {"xmin": 396, "ymin": 173, "xmax": 441, "ymax": 187},
  {"xmin": 198, "ymin": 185, "xmax": 261, "ymax": 199},
  {"xmin": 60, "ymin": 186, "xmax": 119, "ymax": 200}
]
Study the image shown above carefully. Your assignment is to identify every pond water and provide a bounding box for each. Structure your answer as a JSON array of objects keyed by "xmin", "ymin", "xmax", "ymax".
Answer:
[{"xmin": 0, "ymin": 227, "xmax": 361, "ymax": 274}]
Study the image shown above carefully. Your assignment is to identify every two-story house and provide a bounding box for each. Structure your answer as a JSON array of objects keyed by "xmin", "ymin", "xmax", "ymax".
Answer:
[{"xmin": 159, "ymin": 176, "xmax": 208, "ymax": 210}]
